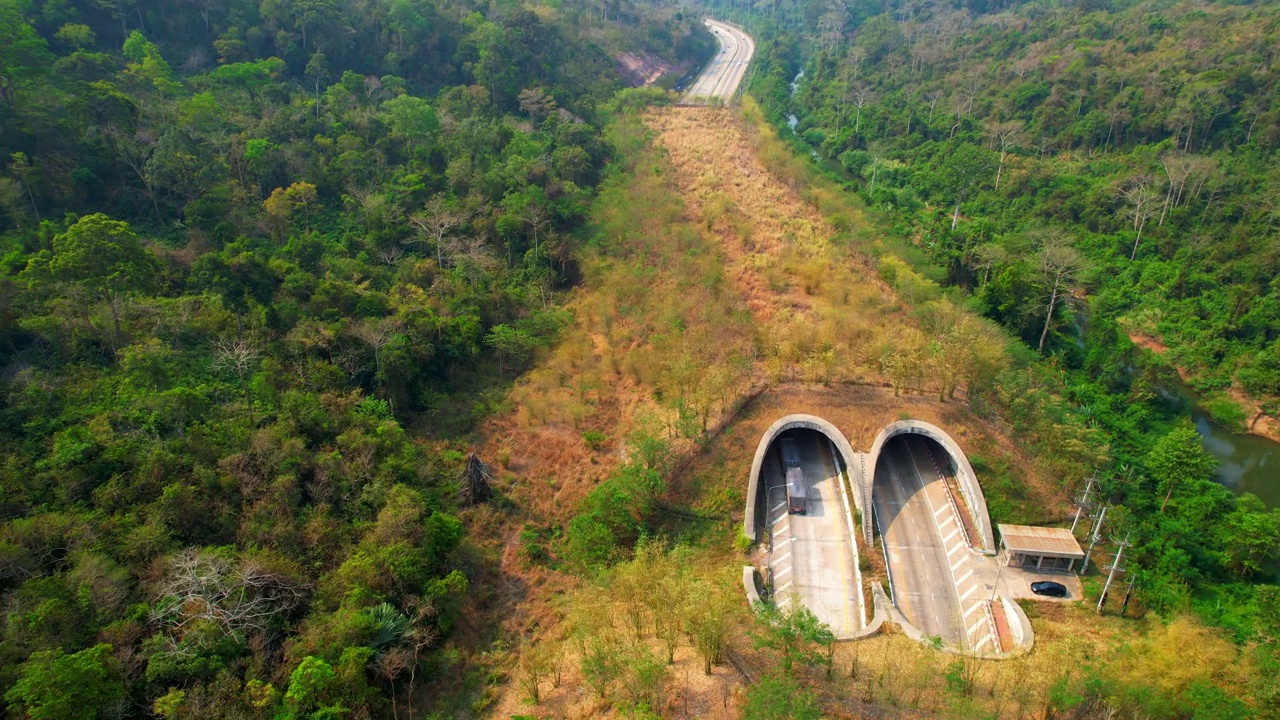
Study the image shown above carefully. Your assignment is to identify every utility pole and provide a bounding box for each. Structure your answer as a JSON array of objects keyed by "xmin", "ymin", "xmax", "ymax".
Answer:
[
  {"xmin": 1071, "ymin": 474, "xmax": 1098, "ymax": 534},
  {"xmin": 1079, "ymin": 504, "xmax": 1107, "ymax": 574},
  {"xmin": 1097, "ymin": 534, "xmax": 1132, "ymax": 614},
  {"xmin": 1120, "ymin": 574, "xmax": 1137, "ymax": 615}
]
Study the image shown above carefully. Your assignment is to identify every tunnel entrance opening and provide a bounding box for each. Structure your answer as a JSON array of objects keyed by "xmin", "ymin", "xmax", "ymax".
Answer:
[
  {"xmin": 744, "ymin": 414, "xmax": 859, "ymax": 543},
  {"xmin": 873, "ymin": 434, "xmax": 977, "ymax": 546},
  {"xmin": 865, "ymin": 420, "xmax": 994, "ymax": 553},
  {"xmin": 756, "ymin": 426, "xmax": 864, "ymax": 635}
]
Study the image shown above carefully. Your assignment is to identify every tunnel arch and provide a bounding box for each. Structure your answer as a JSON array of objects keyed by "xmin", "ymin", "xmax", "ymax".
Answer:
[
  {"xmin": 867, "ymin": 420, "xmax": 996, "ymax": 553},
  {"xmin": 744, "ymin": 414, "xmax": 862, "ymax": 541}
]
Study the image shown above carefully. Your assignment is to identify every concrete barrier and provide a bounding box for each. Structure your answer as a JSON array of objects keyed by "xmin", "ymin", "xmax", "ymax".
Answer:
[
  {"xmin": 743, "ymin": 566, "xmax": 763, "ymax": 607},
  {"xmin": 865, "ymin": 420, "xmax": 995, "ymax": 553},
  {"xmin": 744, "ymin": 414, "xmax": 861, "ymax": 541}
]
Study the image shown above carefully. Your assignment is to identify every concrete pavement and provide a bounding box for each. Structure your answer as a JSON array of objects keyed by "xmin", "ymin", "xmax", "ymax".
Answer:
[
  {"xmin": 681, "ymin": 19, "xmax": 754, "ymax": 105},
  {"xmin": 765, "ymin": 431, "xmax": 862, "ymax": 636},
  {"xmin": 874, "ymin": 435, "xmax": 997, "ymax": 651}
]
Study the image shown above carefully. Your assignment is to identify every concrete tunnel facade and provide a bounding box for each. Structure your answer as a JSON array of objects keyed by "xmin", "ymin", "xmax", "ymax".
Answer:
[
  {"xmin": 744, "ymin": 416, "xmax": 996, "ymax": 554},
  {"xmin": 866, "ymin": 420, "xmax": 997, "ymax": 554},
  {"xmin": 743, "ymin": 414, "xmax": 861, "ymax": 542}
]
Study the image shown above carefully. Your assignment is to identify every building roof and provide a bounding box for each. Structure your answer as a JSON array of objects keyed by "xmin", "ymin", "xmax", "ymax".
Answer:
[{"xmin": 997, "ymin": 524, "xmax": 1085, "ymax": 559}]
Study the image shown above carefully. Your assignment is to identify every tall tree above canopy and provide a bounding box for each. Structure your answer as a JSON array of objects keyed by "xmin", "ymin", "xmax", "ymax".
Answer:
[
  {"xmin": 1147, "ymin": 425, "xmax": 1218, "ymax": 513},
  {"xmin": 23, "ymin": 213, "xmax": 159, "ymax": 347},
  {"xmin": 0, "ymin": 3, "xmax": 52, "ymax": 111}
]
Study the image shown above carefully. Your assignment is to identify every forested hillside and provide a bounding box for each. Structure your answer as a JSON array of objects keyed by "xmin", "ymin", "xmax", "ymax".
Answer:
[
  {"xmin": 0, "ymin": 0, "xmax": 712, "ymax": 715},
  {"xmin": 752, "ymin": 0, "xmax": 1280, "ymax": 420},
  {"xmin": 676, "ymin": 0, "xmax": 1280, "ymax": 714}
]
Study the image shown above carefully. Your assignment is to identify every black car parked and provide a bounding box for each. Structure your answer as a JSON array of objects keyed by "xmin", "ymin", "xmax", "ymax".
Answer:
[{"xmin": 1030, "ymin": 581, "xmax": 1068, "ymax": 597}]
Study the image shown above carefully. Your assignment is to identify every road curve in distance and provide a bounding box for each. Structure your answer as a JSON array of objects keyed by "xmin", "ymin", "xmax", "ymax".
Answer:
[{"xmin": 681, "ymin": 19, "xmax": 755, "ymax": 105}]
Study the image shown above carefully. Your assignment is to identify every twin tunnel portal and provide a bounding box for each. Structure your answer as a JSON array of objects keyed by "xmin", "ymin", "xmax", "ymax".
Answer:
[{"xmin": 745, "ymin": 415, "xmax": 1029, "ymax": 657}]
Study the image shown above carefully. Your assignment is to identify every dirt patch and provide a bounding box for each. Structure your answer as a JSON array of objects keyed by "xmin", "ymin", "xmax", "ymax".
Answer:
[{"xmin": 616, "ymin": 52, "xmax": 675, "ymax": 87}]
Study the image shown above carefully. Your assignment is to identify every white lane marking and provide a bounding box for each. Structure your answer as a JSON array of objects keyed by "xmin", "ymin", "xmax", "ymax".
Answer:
[
  {"xmin": 955, "ymin": 569, "xmax": 974, "ymax": 586},
  {"xmin": 775, "ymin": 551, "xmax": 791, "ymax": 564},
  {"xmin": 774, "ymin": 564, "xmax": 792, "ymax": 577},
  {"xmin": 967, "ymin": 619, "xmax": 988, "ymax": 636},
  {"xmin": 937, "ymin": 515, "xmax": 955, "ymax": 529},
  {"xmin": 771, "ymin": 501, "xmax": 786, "ymax": 513},
  {"xmin": 777, "ymin": 580, "xmax": 793, "ymax": 593},
  {"xmin": 947, "ymin": 544, "xmax": 964, "ymax": 557},
  {"xmin": 773, "ymin": 513, "xmax": 789, "ymax": 527},
  {"xmin": 973, "ymin": 635, "xmax": 992, "ymax": 651},
  {"xmin": 933, "ymin": 505, "xmax": 948, "ymax": 518},
  {"xmin": 951, "ymin": 557, "xmax": 967, "ymax": 572},
  {"xmin": 959, "ymin": 585, "xmax": 978, "ymax": 602},
  {"xmin": 963, "ymin": 602, "xmax": 984, "ymax": 618},
  {"xmin": 942, "ymin": 528, "xmax": 961, "ymax": 544}
]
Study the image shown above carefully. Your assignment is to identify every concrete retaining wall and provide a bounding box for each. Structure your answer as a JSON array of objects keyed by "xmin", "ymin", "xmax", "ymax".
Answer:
[
  {"xmin": 865, "ymin": 420, "xmax": 996, "ymax": 553},
  {"xmin": 744, "ymin": 414, "xmax": 861, "ymax": 541}
]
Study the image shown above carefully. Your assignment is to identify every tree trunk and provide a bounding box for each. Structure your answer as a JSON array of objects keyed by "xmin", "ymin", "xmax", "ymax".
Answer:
[
  {"xmin": 1130, "ymin": 219, "xmax": 1145, "ymax": 260},
  {"xmin": 1038, "ymin": 279, "xmax": 1060, "ymax": 353},
  {"xmin": 995, "ymin": 148, "xmax": 1006, "ymax": 191},
  {"xmin": 952, "ymin": 199, "xmax": 962, "ymax": 230}
]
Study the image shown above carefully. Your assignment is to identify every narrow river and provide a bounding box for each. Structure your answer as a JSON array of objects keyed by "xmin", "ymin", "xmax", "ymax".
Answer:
[{"xmin": 1169, "ymin": 375, "xmax": 1280, "ymax": 508}]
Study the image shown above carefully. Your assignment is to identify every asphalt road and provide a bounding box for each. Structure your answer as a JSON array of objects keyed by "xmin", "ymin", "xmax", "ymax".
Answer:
[
  {"xmin": 682, "ymin": 19, "xmax": 755, "ymax": 104},
  {"xmin": 880, "ymin": 430, "xmax": 967, "ymax": 645},
  {"xmin": 765, "ymin": 431, "xmax": 862, "ymax": 636}
]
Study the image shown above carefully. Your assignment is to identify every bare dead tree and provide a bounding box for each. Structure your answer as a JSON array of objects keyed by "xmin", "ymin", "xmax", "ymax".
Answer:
[
  {"xmin": 984, "ymin": 119, "xmax": 1024, "ymax": 191},
  {"xmin": 924, "ymin": 90, "xmax": 943, "ymax": 123},
  {"xmin": 402, "ymin": 595, "xmax": 440, "ymax": 719},
  {"xmin": 213, "ymin": 337, "xmax": 261, "ymax": 427},
  {"xmin": 376, "ymin": 648, "xmax": 416, "ymax": 720},
  {"xmin": 1034, "ymin": 230, "xmax": 1086, "ymax": 354},
  {"xmin": 409, "ymin": 195, "xmax": 468, "ymax": 266},
  {"xmin": 458, "ymin": 453, "xmax": 494, "ymax": 506},
  {"xmin": 375, "ymin": 242, "xmax": 406, "ymax": 266},
  {"xmin": 153, "ymin": 549, "xmax": 307, "ymax": 639},
  {"xmin": 849, "ymin": 82, "xmax": 875, "ymax": 135},
  {"xmin": 1117, "ymin": 174, "xmax": 1161, "ymax": 260},
  {"xmin": 352, "ymin": 316, "xmax": 404, "ymax": 381},
  {"xmin": 523, "ymin": 201, "xmax": 552, "ymax": 261}
]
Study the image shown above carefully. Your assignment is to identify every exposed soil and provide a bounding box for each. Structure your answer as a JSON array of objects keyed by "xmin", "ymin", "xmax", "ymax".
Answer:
[{"xmin": 616, "ymin": 52, "xmax": 676, "ymax": 87}]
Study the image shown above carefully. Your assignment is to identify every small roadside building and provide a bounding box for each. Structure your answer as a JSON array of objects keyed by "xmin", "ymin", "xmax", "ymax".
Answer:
[{"xmin": 997, "ymin": 524, "xmax": 1086, "ymax": 573}]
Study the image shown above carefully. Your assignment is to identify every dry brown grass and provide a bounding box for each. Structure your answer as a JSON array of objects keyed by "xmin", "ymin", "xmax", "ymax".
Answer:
[
  {"xmin": 669, "ymin": 382, "xmax": 1066, "ymax": 521},
  {"xmin": 460, "ymin": 104, "xmax": 1218, "ymax": 718}
]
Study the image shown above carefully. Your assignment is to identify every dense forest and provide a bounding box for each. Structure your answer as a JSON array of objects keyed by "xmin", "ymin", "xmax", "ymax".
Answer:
[
  {"xmin": 0, "ymin": 0, "xmax": 714, "ymax": 715},
  {"xmin": 700, "ymin": 0, "xmax": 1280, "ymax": 710}
]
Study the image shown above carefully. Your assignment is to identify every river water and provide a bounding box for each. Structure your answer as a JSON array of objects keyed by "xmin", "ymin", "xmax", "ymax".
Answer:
[{"xmin": 1169, "ymin": 376, "xmax": 1280, "ymax": 508}]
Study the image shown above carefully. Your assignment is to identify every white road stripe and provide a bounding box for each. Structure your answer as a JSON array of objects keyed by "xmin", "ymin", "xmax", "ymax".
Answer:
[
  {"xmin": 773, "ymin": 514, "xmax": 789, "ymax": 527},
  {"xmin": 951, "ymin": 557, "xmax": 967, "ymax": 572},
  {"xmin": 937, "ymin": 515, "xmax": 954, "ymax": 529},
  {"xmin": 774, "ymin": 565, "xmax": 792, "ymax": 577},
  {"xmin": 955, "ymin": 569, "xmax": 974, "ymax": 585},
  {"xmin": 942, "ymin": 528, "xmax": 961, "ymax": 544},
  {"xmin": 973, "ymin": 634, "xmax": 992, "ymax": 651},
  {"xmin": 933, "ymin": 505, "xmax": 949, "ymax": 518},
  {"xmin": 963, "ymin": 602, "xmax": 984, "ymax": 618},
  {"xmin": 947, "ymin": 543, "xmax": 964, "ymax": 557},
  {"xmin": 967, "ymin": 619, "xmax": 988, "ymax": 637},
  {"xmin": 771, "ymin": 501, "xmax": 786, "ymax": 513},
  {"xmin": 959, "ymin": 585, "xmax": 978, "ymax": 602},
  {"xmin": 777, "ymin": 580, "xmax": 792, "ymax": 593},
  {"xmin": 775, "ymin": 551, "xmax": 791, "ymax": 564}
]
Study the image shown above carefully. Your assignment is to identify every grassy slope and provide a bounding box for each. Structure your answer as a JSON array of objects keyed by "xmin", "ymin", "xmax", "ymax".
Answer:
[{"xmin": 462, "ymin": 102, "xmax": 1256, "ymax": 716}]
